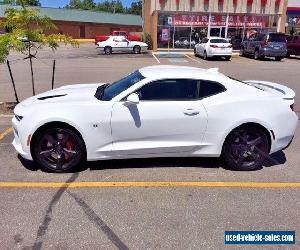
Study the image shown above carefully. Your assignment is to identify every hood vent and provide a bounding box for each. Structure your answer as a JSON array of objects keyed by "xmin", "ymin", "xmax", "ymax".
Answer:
[{"xmin": 38, "ymin": 94, "xmax": 67, "ymax": 100}]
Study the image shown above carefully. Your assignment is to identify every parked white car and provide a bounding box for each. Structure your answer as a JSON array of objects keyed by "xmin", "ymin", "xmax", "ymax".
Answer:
[
  {"xmin": 194, "ymin": 37, "xmax": 233, "ymax": 60},
  {"xmin": 12, "ymin": 65, "xmax": 297, "ymax": 173},
  {"xmin": 97, "ymin": 36, "xmax": 148, "ymax": 54}
]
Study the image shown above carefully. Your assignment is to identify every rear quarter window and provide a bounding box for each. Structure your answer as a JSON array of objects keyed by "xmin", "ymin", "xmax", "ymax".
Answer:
[
  {"xmin": 199, "ymin": 80, "xmax": 226, "ymax": 99},
  {"xmin": 268, "ymin": 34, "xmax": 286, "ymax": 42}
]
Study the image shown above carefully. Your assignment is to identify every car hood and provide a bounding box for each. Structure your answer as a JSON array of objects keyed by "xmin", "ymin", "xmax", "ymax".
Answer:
[{"xmin": 18, "ymin": 83, "xmax": 106, "ymax": 108}]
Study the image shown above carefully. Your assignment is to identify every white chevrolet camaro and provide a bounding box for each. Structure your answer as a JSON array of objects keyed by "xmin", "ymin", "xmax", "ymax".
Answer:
[
  {"xmin": 97, "ymin": 36, "xmax": 148, "ymax": 55},
  {"xmin": 12, "ymin": 65, "xmax": 298, "ymax": 173}
]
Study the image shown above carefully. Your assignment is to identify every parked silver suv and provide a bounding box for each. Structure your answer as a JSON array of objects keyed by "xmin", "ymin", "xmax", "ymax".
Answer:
[{"xmin": 240, "ymin": 32, "xmax": 287, "ymax": 61}]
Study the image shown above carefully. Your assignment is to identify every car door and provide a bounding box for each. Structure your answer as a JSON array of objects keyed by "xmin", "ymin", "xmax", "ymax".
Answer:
[
  {"xmin": 248, "ymin": 34, "xmax": 257, "ymax": 54},
  {"xmin": 112, "ymin": 37, "xmax": 128, "ymax": 52},
  {"xmin": 110, "ymin": 79, "xmax": 208, "ymax": 156},
  {"xmin": 198, "ymin": 38, "xmax": 208, "ymax": 56}
]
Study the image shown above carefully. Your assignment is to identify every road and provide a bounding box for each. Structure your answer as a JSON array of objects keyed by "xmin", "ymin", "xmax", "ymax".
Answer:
[{"xmin": 0, "ymin": 44, "xmax": 299, "ymax": 249}]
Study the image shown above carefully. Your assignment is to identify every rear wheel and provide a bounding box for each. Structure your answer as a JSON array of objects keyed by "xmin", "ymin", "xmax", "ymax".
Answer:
[
  {"xmin": 240, "ymin": 47, "xmax": 245, "ymax": 57},
  {"xmin": 222, "ymin": 126, "xmax": 269, "ymax": 171},
  {"xmin": 104, "ymin": 46, "xmax": 112, "ymax": 55},
  {"xmin": 275, "ymin": 56, "xmax": 283, "ymax": 61},
  {"xmin": 33, "ymin": 127, "xmax": 86, "ymax": 173},
  {"xmin": 254, "ymin": 50, "xmax": 260, "ymax": 60},
  {"xmin": 225, "ymin": 56, "xmax": 231, "ymax": 61},
  {"xmin": 133, "ymin": 45, "xmax": 141, "ymax": 54}
]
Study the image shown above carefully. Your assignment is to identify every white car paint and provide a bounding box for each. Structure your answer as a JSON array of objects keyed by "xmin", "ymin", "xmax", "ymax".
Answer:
[
  {"xmin": 12, "ymin": 65, "xmax": 298, "ymax": 163},
  {"xmin": 97, "ymin": 36, "xmax": 148, "ymax": 54},
  {"xmin": 195, "ymin": 37, "xmax": 233, "ymax": 58}
]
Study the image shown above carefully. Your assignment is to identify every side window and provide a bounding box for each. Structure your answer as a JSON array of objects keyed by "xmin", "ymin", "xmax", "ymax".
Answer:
[
  {"xmin": 198, "ymin": 80, "xmax": 225, "ymax": 99},
  {"xmin": 138, "ymin": 79, "xmax": 199, "ymax": 101}
]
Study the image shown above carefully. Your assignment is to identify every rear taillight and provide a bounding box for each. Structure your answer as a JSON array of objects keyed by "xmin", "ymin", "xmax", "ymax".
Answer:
[
  {"xmin": 210, "ymin": 45, "xmax": 219, "ymax": 48},
  {"xmin": 290, "ymin": 104, "xmax": 294, "ymax": 111},
  {"xmin": 264, "ymin": 40, "xmax": 269, "ymax": 48}
]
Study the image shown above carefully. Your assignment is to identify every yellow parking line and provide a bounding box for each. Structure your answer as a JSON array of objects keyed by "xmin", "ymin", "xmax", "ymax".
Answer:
[
  {"xmin": 0, "ymin": 127, "xmax": 13, "ymax": 141},
  {"xmin": 185, "ymin": 54, "xmax": 201, "ymax": 64},
  {"xmin": 0, "ymin": 181, "xmax": 299, "ymax": 189}
]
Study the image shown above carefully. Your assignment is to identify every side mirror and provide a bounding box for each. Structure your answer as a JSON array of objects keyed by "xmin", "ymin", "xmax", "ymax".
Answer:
[{"xmin": 126, "ymin": 93, "xmax": 139, "ymax": 105}]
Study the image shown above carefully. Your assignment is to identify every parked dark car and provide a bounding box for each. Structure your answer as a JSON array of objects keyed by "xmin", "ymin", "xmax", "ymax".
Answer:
[
  {"xmin": 287, "ymin": 35, "xmax": 300, "ymax": 57},
  {"xmin": 240, "ymin": 32, "xmax": 287, "ymax": 61}
]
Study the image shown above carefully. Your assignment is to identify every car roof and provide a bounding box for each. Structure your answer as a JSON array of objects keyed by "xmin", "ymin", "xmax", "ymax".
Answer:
[{"xmin": 139, "ymin": 65, "xmax": 227, "ymax": 81}]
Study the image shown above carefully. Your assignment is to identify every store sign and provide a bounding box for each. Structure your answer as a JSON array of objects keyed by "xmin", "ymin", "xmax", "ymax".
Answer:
[
  {"xmin": 161, "ymin": 28, "xmax": 170, "ymax": 41},
  {"xmin": 173, "ymin": 14, "xmax": 268, "ymax": 27}
]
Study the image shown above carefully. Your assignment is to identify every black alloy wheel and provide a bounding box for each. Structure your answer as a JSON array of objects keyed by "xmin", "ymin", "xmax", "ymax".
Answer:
[
  {"xmin": 34, "ymin": 127, "xmax": 85, "ymax": 173},
  {"xmin": 223, "ymin": 126, "xmax": 269, "ymax": 171}
]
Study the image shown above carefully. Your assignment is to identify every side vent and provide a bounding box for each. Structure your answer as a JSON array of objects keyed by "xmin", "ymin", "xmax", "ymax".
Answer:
[{"xmin": 38, "ymin": 94, "xmax": 67, "ymax": 100}]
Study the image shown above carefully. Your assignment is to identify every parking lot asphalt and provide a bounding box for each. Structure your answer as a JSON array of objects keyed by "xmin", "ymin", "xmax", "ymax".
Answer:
[{"xmin": 0, "ymin": 43, "xmax": 300, "ymax": 249}]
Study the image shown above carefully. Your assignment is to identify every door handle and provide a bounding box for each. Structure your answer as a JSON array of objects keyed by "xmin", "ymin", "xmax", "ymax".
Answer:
[{"xmin": 184, "ymin": 109, "xmax": 199, "ymax": 116}]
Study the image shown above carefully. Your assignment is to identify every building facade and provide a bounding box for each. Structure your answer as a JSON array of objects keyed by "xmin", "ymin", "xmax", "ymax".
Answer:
[
  {"xmin": 0, "ymin": 5, "xmax": 142, "ymax": 39},
  {"xmin": 143, "ymin": 0, "xmax": 288, "ymax": 50},
  {"xmin": 287, "ymin": 0, "xmax": 300, "ymax": 35}
]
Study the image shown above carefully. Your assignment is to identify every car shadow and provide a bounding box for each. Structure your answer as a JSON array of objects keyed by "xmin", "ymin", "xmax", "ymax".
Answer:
[{"xmin": 18, "ymin": 151, "xmax": 287, "ymax": 173}]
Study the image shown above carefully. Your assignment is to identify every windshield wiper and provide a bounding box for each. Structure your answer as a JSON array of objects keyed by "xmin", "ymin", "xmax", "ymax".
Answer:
[{"xmin": 94, "ymin": 84, "xmax": 109, "ymax": 100}]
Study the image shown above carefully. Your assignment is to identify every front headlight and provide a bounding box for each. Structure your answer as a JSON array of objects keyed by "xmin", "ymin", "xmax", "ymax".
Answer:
[{"xmin": 15, "ymin": 114, "xmax": 23, "ymax": 122}]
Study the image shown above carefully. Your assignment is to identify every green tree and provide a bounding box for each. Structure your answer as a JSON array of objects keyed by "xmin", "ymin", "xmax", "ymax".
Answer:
[
  {"xmin": 81, "ymin": 0, "xmax": 95, "ymax": 10},
  {"xmin": 3, "ymin": 0, "xmax": 41, "ymax": 6},
  {"xmin": 0, "ymin": 5, "xmax": 78, "ymax": 96},
  {"xmin": 66, "ymin": 0, "xmax": 82, "ymax": 9},
  {"xmin": 128, "ymin": 1, "xmax": 142, "ymax": 16}
]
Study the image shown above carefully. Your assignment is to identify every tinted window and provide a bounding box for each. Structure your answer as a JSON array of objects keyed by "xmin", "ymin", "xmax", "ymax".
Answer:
[
  {"xmin": 268, "ymin": 34, "xmax": 286, "ymax": 42},
  {"xmin": 138, "ymin": 79, "xmax": 198, "ymax": 101},
  {"xmin": 199, "ymin": 80, "xmax": 225, "ymax": 99},
  {"xmin": 102, "ymin": 71, "xmax": 145, "ymax": 101},
  {"xmin": 210, "ymin": 39, "xmax": 228, "ymax": 43}
]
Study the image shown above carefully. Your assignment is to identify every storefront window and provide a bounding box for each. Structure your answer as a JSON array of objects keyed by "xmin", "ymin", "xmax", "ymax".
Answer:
[{"xmin": 157, "ymin": 12, "xmax": 276, "ymax": 49}]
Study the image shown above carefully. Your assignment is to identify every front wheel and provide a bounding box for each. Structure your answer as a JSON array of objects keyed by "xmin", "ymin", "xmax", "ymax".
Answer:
[
  {"xmin": 133, "ymin": 45, "xmax": 141, "ymax": 54},
  {"xmin": 222, "ymin": 126, "xmax": 269, "ymax": 171},
  {"xmin": 104, "ymin": 46, "xmax": 112, "ymax": 55},
  {"xmin": 33, "ymin": 127, "xmax": 86, "ymax": 173},
  {"xmin": 275, "ymin": 57, "xmax": 283, "ymax": 61},
  {"xmin": 254, "ymin": 50, "xmax": 260, "ymax": 60}
]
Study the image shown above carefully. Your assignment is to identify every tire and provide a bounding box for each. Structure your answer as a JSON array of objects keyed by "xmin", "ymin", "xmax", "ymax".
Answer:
[
  {"xmin": 275, "ymin": 57, "xmax": 283, "ymax": 61},
  {"xmin": 286, "ymin": 52, "xmax": 290, "ymax": 58},
  {"xmin": 225, "ymin": 56, "xmax": 231, "ymax": 61},
  {"xmin": 240, "ymin": 47, "xmax": 245, "ymax": 57},
  {"xmin": 254, "ymin": 50, "xmax": 260, "ymax": 60},
  {"xmin": 104, "ymin": 46, "xmax": 112, "ymax": 55},
  {"xmin": 203, "ymin": 50, "xmax": 208, "ymax": 60},
  {"xmin": 222, "ymin": 125, "xmax": 269, "ymax": 171},
  {"xmin": 133, "ymin": 45, "xmax": 141, "ymax": 54},
  {"xmin": 33, "ymin": 127, "xmax": 86, "ymax": 173}
]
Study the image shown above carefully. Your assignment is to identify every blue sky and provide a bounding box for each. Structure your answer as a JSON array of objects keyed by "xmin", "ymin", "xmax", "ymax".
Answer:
[{"xmin": 40, "ymin": 0, "xmax": 137, "ymax": 8}]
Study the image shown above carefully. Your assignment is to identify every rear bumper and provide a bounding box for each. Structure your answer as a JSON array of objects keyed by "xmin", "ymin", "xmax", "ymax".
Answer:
[
  {"xmin": 270, "ymin": 113, "xmax": 298, "ymax": 153},
  {"xmin": 261, "ymin": 48, "xmax": 287, "ymax": 57}
]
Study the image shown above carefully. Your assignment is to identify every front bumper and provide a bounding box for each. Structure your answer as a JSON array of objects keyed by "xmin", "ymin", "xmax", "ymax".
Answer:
[{"xmin": 12, "ymin": 117, "xmax": 33, "ymax": 160}]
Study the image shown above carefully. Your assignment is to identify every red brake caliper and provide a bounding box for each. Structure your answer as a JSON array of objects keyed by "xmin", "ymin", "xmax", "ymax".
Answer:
[{"xmin": 65, "ymin": 141, "xmax": 74, "ymax": 160}]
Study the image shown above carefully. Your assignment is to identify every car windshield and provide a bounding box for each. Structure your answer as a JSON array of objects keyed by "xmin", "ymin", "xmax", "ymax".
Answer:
[
  {"xmin": 100, "ymin": 70, "xmax": 145, "ymax": 101},
  {"xmin": 210, "ymin": 39, "xmax": 228, "ymax": 43},
  {"xmin": 268, "ymin": 34, "xmax": 286, "ymax": 42}
]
